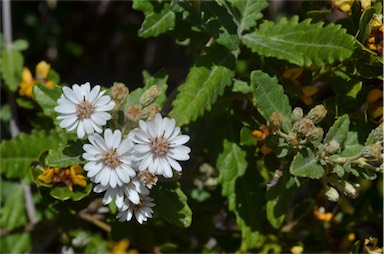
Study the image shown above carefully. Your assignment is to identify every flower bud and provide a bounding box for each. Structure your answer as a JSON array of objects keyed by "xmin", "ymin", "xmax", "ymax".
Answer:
[
  {"xmin": 138, "ymin": 170, "xmax": 158, "ymax": 189},
  {"xmin": 370, "ymin": 124, "xmax": 383, "ymax": 144},
  {"xmin": 111, "ymin": 82, "xmax": 129, "ymax": 102},
  {"xmin": 324, "ymin": 140, "xmax": 341, "ymax": 155},
  {"xmin": 332, "ymin": 0, "xmax": 354, "ymax": 14},
  {"xmin": 294, "ymin": 118, "xmax": 316, "ymax": 137},
  {"xmin": 308, "ymin": 127, "xmax": 324, "ymax": 144},
  {"xmin": 269, "ymin": 112, "xmax": 283, "ymax": 130},
  {"xmin": 325, "ymin": 186, "xmax": 339, "ymax": 202},
  {"xmin": 361, "ymin": 143, "xmax": 382, "ymax": 160},
  {"xmin": 124, "ymin": 104, "xmax": 143, "ymax": 122},
  {"xmin": 287, "ymin": 132, "xmax": 299, "ymax": 147},
  {"xmin": 291, "ymin": 107, "xmax": 304, "ymax": 122},
  {"xmin": 142, "ymin": 103, "xmax": 161, "ymax": 119},
  {"xmin": 139, "ymin": 85, "xmax": 161, "ymax": 107},
  {"xmin": 305, "ymin": 105, "xmax": 327, "ymax": 124},
  {"xmin": 342, "ymin": 181, "xmax": 359, "ymax": 199}
]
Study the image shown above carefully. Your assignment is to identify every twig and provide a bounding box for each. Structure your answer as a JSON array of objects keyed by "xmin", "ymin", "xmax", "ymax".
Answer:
[{"xmin": 78, "ymin": 212, "xmax": 111, "ymax": 233}]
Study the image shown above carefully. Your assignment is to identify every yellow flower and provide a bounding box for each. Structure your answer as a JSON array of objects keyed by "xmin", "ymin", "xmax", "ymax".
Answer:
[
  {"xmin": 19, "ymin": 68, "xmax": 34, "ymax": 98},
  {"xmin": 301, "ymin": 86, "xmax": 319, "ymax": 105},
  {"xmin": 283, "ymin": 67, "xmax": 304, "ymax": 80},
  {"xmin": 18, "ymin": 60, "xmax": 55, "ymax": 99},
  {"xmin": 70, "ymin": 165, "xmax": 87, "ymax": 187},
  {"xmin": 290, "ymin": 245, "xmax": 303, "ymax": 254},
  {"xmin": 360, "ymin": 0, "xmax": 371, "ymax": 10},
  {"xmin": 35, "ymin": 60, "xmax": 51, "ymax": 80},
  {"xmin": 363, "ymin": 237, "xmax": 383, "ymax": 254},
  {"xmin": 332, "ymin": 0, "xmax": 354, "ymax": 14},
  {"xmin": 366, "ymin": 88, "xmax": 383, "ymax": 121},
  {"xmin": 110, "ymin": 239, "xmax": 138, "ymax": 254},
  {"xmin": 37, "ymin": 167, "xmax": 54, "ymax": 184}
]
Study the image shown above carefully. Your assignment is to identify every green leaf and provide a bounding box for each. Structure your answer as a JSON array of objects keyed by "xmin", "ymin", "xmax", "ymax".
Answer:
[
  {"xmin": 169, "ymin": 47, "xmax": 236, "ymax": 126},
  {"xmin": 251, "ymin": 70, "xmax": 292, "ymax": 132},
  {"xmin": 290, "ymin": 147, "xmax": 324, "ymax": 179},
  {"xmin": 201, "ymin": 1, "xmax": 239, "ymax": 51},
  {"xmin": 340, "ymin": 131, "xmax": 364, "ymax": 157},
  {"xmin": 358, "ymin": 7, "xmax": 376, "ymax": 43},
  {"xmin": 71, "ymin": 183, "xmax": 93, "ymax": 201},
  {"xmin": 49, "ymin": 186, "xmax": 73, "ymax": 201},
  {"xmin": 0, "ymin": 49, "xmax": 23, "ymax": 92},
  {"xmin": 0, "ymin": 180, "xmax": 29, "ymax": 230},
  {"xmin": 217, "ymin": 140, "xmax": 263, "ymax": 248},
  {"xmin": 1, "ymin": 233, "xmax": 31, "ymax": 254},
  {"xmin": 0, "ymin": 129, "xmax": 68, "ymax": 182},
  {"xmin": 45, "ymin": 141, "xmax": 84, "ymax": 168},
  {"xmin": 232, "ymin": 79, "xmax": 252, "ymax": 94},
  {"xmin": 12, "ymin": 39, "xmax": 29, "ymax": 51},
  {"xmin": 365, "ymin": 123, "xmax": 383, "ymax": 145},
  {"xmin": 142, "ymin": 69, "xmax": 168, "ymax": 107},
  {"xmin": 151, "ymin": 181, "xmax": 192, "ymax": 228},
  {"xmin": 0, "ymin": 103, "xmax": 11, "ymax": 122},
  {"xmin": 266, "ymin": 174, "xmax": 299, "ymax": 229},
  {"xmin": 323, "ymin": 114, "xmax": 350, "ymax": 144},
  {"xmin": 33, "ymin": 82, "xmax": 63, "ymax": 121},
  {"xmin": 225, "ymin": 0, "xmax": 268, "ymax": 34},
  {"xmin": 242, "ymin": 16, "xmax": 355, "ymax": 67},
  {"xmin": 135, "ymin": 1, "xmax": 176, "ymax": 38},
  {"xmin": 240, "ymin": 127, "xmax": 257, "ymax": 146}
]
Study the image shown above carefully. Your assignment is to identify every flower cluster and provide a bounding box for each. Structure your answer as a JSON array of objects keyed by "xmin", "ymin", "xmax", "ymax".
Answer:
[{"xmin": 54, "ymin": 82, "xmax": 191, "ymax": 224}]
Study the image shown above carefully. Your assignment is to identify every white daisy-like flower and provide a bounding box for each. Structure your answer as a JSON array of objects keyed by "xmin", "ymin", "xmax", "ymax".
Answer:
[
  {"xmin": 82, "ymin": 129, "xmax": 136, "ymax": 188},
  {"xmin": 130, "ymin": 113, "xmax": 191, "ymax": 178},
  {"xmin": 93, "ymin": 177, "xmax": 150, "ymax": 208},
  {"xmin": 54, "ymin": 82, "xmax": 115, "ymax": 139},
  {"xmin": 116, "ymin": 195, "xmax": 155, "ymax": 224}
]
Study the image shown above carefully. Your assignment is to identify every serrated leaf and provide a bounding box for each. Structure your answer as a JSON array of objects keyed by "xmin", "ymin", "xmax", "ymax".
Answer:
[
  {"xmin": 251, "ymin": 70, "xmax": 292, "ymax": 132},
  {"xmin": 290, "ymin": 147, "xmax": 324, "ymax": 179},
  {"xmin": 33, "ymin": 82, "xmax": 62, "ymax": 121},
  {"xmin": 201, "ymin": 2, "xmax": 239, "ymax": 51},
  {"xmin": 232, "ymin": 79, "xmax": 252, "ymax": 94},
  {"xmin": 169, "ymin": 47, "xmax": 236, "ymax": 126},
  {"xmin": 323, "ymin": 114, "xmax": 350, "ymax": 144},
  {"xmin": 45, "ymin": 141, "xmax": 84, "ymax": 168},
  {"xmin": 12, "ymin": 39, "xmax": 29, "ymax": 51},
  {"xmin": 151, "ymin": 181, "xmax": 192, "ymax": 228},
  {"xmin": 216, "ymin": 140, "xmax": 263, "ymax": 248},
  {"xmin": 71, "ymin": 183, "xmax": 93, "ymax": 201},
  {"xmin": 358, "ymin": 7, "xmax": 376, "ymax": 43},
  {"xmin": 0, "ymin": 180, "xmax": 28, "ymax": 230},
  {"xmin": 365, "ymin": 123, "xmax": 383, "ymax": 145},
  {"xmin": 1, "ymin": 233, "xmax": 32, "ymax": 254},
  {"xmin": 1, "ymin": 49, "xmax": 23, "ymax": 92},
  {"xmin": 266, "ymin": 174, "xmax": 299, "ymax": 228},
  {"xmin": 0, "ymin": 129, "xmax": 68, "ymax": 182},
  {"xmin": 136, "ymin": 1, "xmax": 176, "ymax": 38},
  {"xmin": 225, "ymin": 0, "xmax": 268, "ymax": 34},
  {"xmin": 240, "ymin": 127, "xmax": 257, "ymax": 146},
  {"xmin": 242, "ymin": 16, "xmax": 355, "ymax": 67}
]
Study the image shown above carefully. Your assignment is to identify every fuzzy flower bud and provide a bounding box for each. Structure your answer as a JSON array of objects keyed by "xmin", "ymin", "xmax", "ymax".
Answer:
[
  {"xmin": 111, "ymin": 82, "xmax": 129, "ymax": 102},
  {"xmin": 124, "ymin": 104, "xmax": 143, "ymax": 122},
  {"xmin": 142, "ymin": 103, "xmax": 161, "ymax": 119},
  {"xmin": 291, "ymin": 107, "xmax": 304, "ymax": 122},
  {"xmin": 287, "ymin": 132, "xmax": 299, "ymax": 147},
  {"xmin": 328, "ymin": 175, "xmax": 359, "ymax": 199},
  {"xmin": 269, "ymin": 112, "xmax": 283, "ymax": 130},
  {"xmin": 325, "ymin": 186, "xmax": 339, "ymax": 202},
  {"xmin": 324, "ymin": 140, "xmax": 341, "ymax": 155},
  {"xmin": 294, "ymin": 118, "xmax": 316, "ymax": 137},
  {"xmin": 308, "ymin": 127, "xmax": 324, "ymax": 144},
  {"xmin": 361, "ymin": 143, "xmax": 383, "ymax": 160},
  {"xmin": 139, "ymin": 85, "xmax": 161, "ymax": 107},
  {"xmin": 305, "ymin": 105, "xmax": 327, "ymax": 124}
]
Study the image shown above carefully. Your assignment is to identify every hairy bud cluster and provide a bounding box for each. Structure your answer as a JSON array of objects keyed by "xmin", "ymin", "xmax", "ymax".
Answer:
[
  {"xmin": 327, "ymin": 175, "xmax": 359, "ymax": 199},
  {"xmin": 139, "ymin": 85, "xmax": 161, "ymax": 107},
  {"xmin": 269, "ymin": 112, "xmax": 284, "ymax": 130},
  {"xmin": 111, "ymin": 82, "xmax": 129, "ymax": 103},
  {"xmin": 324, "ymin": 140, "xmax": 341, "ymax": 155},
  {"xmin": 361, "ymin": 143, "xmax": 382, "ymax": 160},
  {"xmin": 305, "ymin": 105, "xmax": 327, "ymax": 124}
]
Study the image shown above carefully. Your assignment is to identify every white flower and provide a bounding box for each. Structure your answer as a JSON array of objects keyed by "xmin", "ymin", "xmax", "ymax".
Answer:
[
  {"xmin": 116, "ymin": 195, "xmax": 155, "ymax": 224},
  {"xmin": 54, "ymin": 82, "xmax": 115, "ymax": 139},
  {"xmin": 93, "ymin": 177, "xmax": 150, "ymax": 208},
  {"xmin": 82, "ymin": 129, "xmax": 136, "ymax": 188},
  {"xmin": 130, "ymin": 113, "xmax": 191, "ymax": 178}
]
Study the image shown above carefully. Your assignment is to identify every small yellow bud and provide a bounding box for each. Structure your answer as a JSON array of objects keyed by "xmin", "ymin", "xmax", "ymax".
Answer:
[
  {"xmin": 367, "ymin": 89, "xmax": 382, "ymax": 103},
  {"xmin": 139, "ymin": 85, "xmax": 161, "ymax": 107},
  {"xmin": 360, "ymin": 0, "xmax": 371, "ymax": 10},
  {"xmin": 35, "ymin": 61, "xmax": 51, "ymax": 80},
  {"xmin": 261, "ymin": 145, "xmax": 273, "ymax": 155},
  {"xmin": 290, "ymin": 246, "xmax": 303, "ymax": 254},
  {"xmin": 332, "ymin": 0, "xmax": 354, "ymax": 14},
  {"xmin": 302, "ymin": 86, "xmax": 319, "ymax": 97},
  {"xmin": 38, "ymin": 168, "xmax": 54, "ymax": 184},
  {"xmin": 124, "ymin": 104, "xmax": 143, "ymax": 122},
  {"xmin": 283, "ymin": 67, "xmax": 304, "ymax": 80},
  {"xmin": 70, "ymin": 165, "xmax": 87, "ymax": 187}
]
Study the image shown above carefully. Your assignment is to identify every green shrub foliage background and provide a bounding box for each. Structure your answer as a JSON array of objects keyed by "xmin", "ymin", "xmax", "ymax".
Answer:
[{"xmin": 1, "ymin": 0, "xmax": 383, "ymax": 253}]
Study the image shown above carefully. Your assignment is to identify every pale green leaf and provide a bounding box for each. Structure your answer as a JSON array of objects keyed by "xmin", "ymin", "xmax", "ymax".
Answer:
[
  {"xmin": 136, "ymin": 2, "xmax": 176, "ymax": 38},
  {"xmin": 33, "ymin": 83, "xmax": 63, "ymax": 121},
  {"xmin": 49, "ymin": 186, "xmax": 73, "ymax": 201},
  {"xmin": 0, "ymin": 49, "xmax": 23, "ymax": 92},
  {"xmin": 251, "ymin": 70, "xmax": 292, "ymax": 132},
  {"xmin": 0, "ymin": 129, "xmax": 68, "ymax": 182},
  {"xmin": 12, "ymin": 39, "xmax": 29, "ymax": 51},
  {"xmin": 290, "ymin": 147, "xmax": 324, "ymax": 179},
  {"xmin": 142, "ymin": 69, "xmax": 168, "ymax": 107},
  {"xmin": 1, "ymin": 233, "xmax": 31, "ymax": 254},
  {"xmin": 365, "ymin": 123, "xmax": 383, "ymax": 145},
  {"xmin": 232, "ymin": 79, "xmax": 252, "ymax": 94},
  {"xmin": 151, "ymin": 182, "xmax": 192, "ymax": 228},
  {"xmin": 242, "ymin": 16, "xmax": 355, "ymax": 67},
  {"xmin": 323, "ymin": 114, "xmax": 350, "ymax": 144},
  {"xmin": 340, "ymin": 131, "xmax": 363, "ymax": 157},
  {"xmin": 169, "ymin": 47, "xmax": 236, "ymax": 126},
  {"xmin": 45, "ymin": 141, "xmax": 84, "ymax": 168},
  {"xmin": 217, "ymin": 140, "xmax": 263, "ymax": 248},
  {"xmin": 226, "ymin": 0, "xmax": 268, "ymax": 34}
]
